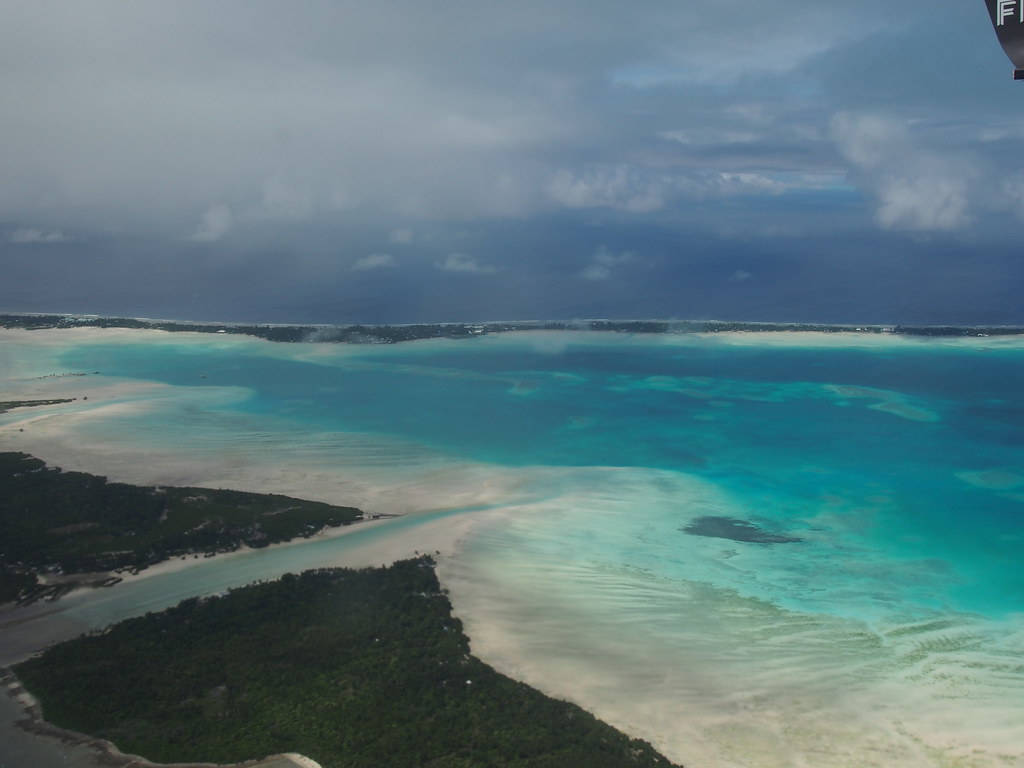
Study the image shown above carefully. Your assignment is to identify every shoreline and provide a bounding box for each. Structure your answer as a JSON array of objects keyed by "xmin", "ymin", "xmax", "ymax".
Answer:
[
  {"xmin": 3, "ymin": 323, "xmax": 1023, "ymax": 767},
  {"xmin": 0, "ymin": 465, "xmax": 489, "ymax": 766},
  {"xmin": 0, "ymin": 470, "xmax": 487, "ymax": 667},
  {"xmin": 5, "ymin": 312, "xmax": 1024, "ymax": 346},
  {"xmin": 19, "ymin": 511, "xmax": 400, "ymax": 607},
  {"xmin": 5, "ymin": 320, "xmax": 1024, "ymax": 352}
]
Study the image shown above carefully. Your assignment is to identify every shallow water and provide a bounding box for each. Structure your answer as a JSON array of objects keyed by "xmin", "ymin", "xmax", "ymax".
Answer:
[{"xmin": 2, "ymin": 329, "xmax": 1023, "ymax": 766}]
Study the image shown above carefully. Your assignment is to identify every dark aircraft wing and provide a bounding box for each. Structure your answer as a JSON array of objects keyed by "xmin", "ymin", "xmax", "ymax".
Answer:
[{"xmin": 985, "ymin": 0, "xmax": 1024, "ymax": 78}]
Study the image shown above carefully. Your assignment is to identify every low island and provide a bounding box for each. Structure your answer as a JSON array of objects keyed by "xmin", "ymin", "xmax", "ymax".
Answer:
[
  {"xmin": 4, "ymin": 311, "xmax": 1024, "ymax": 344},
  {"xmin": 0, "ymin": 451, "xmax": 362, "ymax": 605},
  {"xmin": 0, "ymin": 399, "xmax": 77, "ymax": 414},
  {"xmin": 10, "ymin": 559, "xmax": 678, "ymax": 768},
  {"xmin": 0, "ymin": 450, "xmax": 679, "ymax": 766}
]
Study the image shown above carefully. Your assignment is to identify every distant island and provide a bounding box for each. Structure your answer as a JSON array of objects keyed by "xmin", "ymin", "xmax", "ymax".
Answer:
[
  {"xmin": 0, "ymin": 398, "xmax": 76, "ymax": 414},
  {"xmin": 3, "ymin": 312, "xmax": 1023, "ymax": 343},
  {"xmin": 11, "ymin": 558, "xmax": 678, "ymax": 768},
  {"xmin": 0, "ymin": 452, "xmax": 363, "ymax": 605}
]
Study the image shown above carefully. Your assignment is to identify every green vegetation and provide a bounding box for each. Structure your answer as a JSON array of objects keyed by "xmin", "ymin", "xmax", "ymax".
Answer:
[
  {"xmin": 0, "ymin": 313, "xmax": 505, "ymax": 343},
  {"xmin": 14, "ymin": 559, "xmax": 679, "ymax": 768},
  {"xmin": 0, "ymin": 399, "xmax": 76, "ymax": 413},
  {"xmin": 4, "ymin": 311, "xmax": 1024, "ymax": 341},
  {"xmin": 0, "ymin": 452, "xmax": 362, "ymax": 603}
]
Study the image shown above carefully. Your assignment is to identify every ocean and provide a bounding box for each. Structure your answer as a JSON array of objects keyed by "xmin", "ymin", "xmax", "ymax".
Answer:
[{"xmin": 2, "ymin": 328, "xmax": 1022, "ymax": 767}]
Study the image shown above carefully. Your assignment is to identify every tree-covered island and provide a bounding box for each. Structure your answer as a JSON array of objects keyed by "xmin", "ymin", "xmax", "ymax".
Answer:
[
  {"xmin": 12, "ymin": 559, "xmax": 680, "ymax": 768},
  {"xmin": 0, "ymin": 399, "xmax": 77, "ymax": 414},
  {"xmin": 5, "ymin": 311, "xmax": 1024, "ymax": 342},
  {"xmin": 0, "ymin": 452, "xmax": 362, "ymax": 605}
]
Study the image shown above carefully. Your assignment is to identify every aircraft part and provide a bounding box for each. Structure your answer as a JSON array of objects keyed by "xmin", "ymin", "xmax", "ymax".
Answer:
[{"xmin": 985, "ymin": 0, "xmax": 1024, "ymax": 78}]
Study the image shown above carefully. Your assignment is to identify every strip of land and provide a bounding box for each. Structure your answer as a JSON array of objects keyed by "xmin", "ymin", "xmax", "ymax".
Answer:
[
  {"xmin": 0, "ymin": 400, "xmax": 77, "ymax": 414},
  {"xmin": 10, "ymin": 558, "xmax": 679, "ymax": 768},
  {"xmin": 0, "ymin": 452, "xmax": 363, "ymax": 606},
  {"xmin": 4, "ymin": 311, "xmax": 1024, "ymax": 343}
]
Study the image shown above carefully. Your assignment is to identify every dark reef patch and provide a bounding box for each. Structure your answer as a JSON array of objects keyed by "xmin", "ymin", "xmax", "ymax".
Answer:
[{"xmin": 682, "ymin": 516, "xmax": 802, "ymax": 544}]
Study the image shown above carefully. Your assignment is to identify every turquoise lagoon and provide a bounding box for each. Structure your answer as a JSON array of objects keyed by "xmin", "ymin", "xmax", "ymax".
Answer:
[{"xmin": 2, "ymin": 329, "xmax": 1023, "ymax": 766}]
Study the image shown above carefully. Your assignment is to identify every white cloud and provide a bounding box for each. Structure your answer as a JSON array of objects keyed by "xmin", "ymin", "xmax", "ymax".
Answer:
[
  {"xmin": 8, "ymin": 228, "xmax": 69, "ymax": 243},
  {"xmin": 581, "ymin": 263, "xmax": 613, "ymax": 281},
  {"xmin": 876, "ymin": 177, "xmax": 969, "ymax": 232},
  {"xmin": 548, "ymin": 166, "xmax": 665, "ymax": 213},
  {"xmin": 388, "ymin": 228, "xmax": 414, "ymax": 244},
  {"xmin": 434, "ymin": 253, "xmax": 497, "ymax": 274},
  {"xmin": 731, "ymin": 270, "xmax": 753, "ymax": 281},
  {"xmin": 580, "ymin": 246, "xmax": 635, "ymax": 281},
  {"xmin": 999, "ymin": 175, "xmax": 1024, "ymax": 220},
  {"xmin": 352, "ymin": 253, "xmax": 397, "ymax": 271},
  {"xmin": 0, "ymin": 1, "xmax": 999, "ymax": 250},
  {"xmin": 190, "ymin": 204, "xmax": 233, "ymax": 242},
  {"xmin": 832, "ymin": 113, "xmax": 972, "ymax": 232},
  {"xmin": 832, "ymin": 114, "xmax": 897, "ymax": 169},
  {"xmin": 715, "ymin": 172, "xmax": 786, "ymax": 196},
  {"xmin": 659, "ymin": 129, "xmax": 761, "ymax": 146},
  {"xmin": 549, "ymin": 164, "xmax": 796, "ymax": 215}
]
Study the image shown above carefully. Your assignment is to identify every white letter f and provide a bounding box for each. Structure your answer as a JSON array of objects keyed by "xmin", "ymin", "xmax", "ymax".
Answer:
[{"xmin": 998, "ymin": 0, "xmax": 1017, "ymax": 26}]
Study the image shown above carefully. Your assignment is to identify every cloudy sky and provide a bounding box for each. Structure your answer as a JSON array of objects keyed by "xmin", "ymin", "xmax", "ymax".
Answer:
[{"xmin": 2, "ymin": 1, "xmax": 1022, "ymax": 324}]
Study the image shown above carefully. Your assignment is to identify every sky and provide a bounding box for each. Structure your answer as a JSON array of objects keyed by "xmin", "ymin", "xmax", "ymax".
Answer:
[{"xmin": 1, "ymin": 1, "xmax": 1023, "ymax": 325}]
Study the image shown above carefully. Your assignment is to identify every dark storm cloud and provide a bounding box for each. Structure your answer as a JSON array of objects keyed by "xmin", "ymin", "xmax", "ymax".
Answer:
[{"xmin": 1, "ymin": 1, "xmax": 1022, "ymax": 322}]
